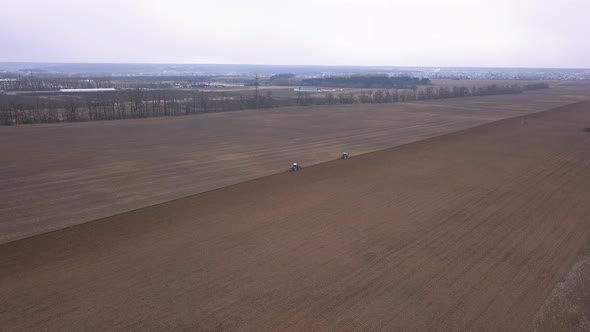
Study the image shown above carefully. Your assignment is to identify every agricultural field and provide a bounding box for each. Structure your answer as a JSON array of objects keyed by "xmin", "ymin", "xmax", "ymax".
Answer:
[
  {"xmin": 0, "ymin": 78, "xmax": 564, "ymax": 124},
  {"xmin": 2, "ymin": 100, "xmax": 590, "ymax": 330},
  {"xmin": 1, "ymin": 82, "xmax": 589, "ymax": 243}
]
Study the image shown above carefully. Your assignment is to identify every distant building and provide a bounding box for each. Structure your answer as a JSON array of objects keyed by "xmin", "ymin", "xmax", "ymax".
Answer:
[
  {"xmin": 294, "ymin": 86, "xmax": 320, "ymax": 92},
  {"xmin": 59, "ymin": 88, "xmax": 116, "ymax": 92},
  {"xmin": 193, "ymin": 82, "xmax": 245, "ymax": 88},
  {"xmin": 209, "ymin": 82, "xmax": 244, "ymax": 87}
]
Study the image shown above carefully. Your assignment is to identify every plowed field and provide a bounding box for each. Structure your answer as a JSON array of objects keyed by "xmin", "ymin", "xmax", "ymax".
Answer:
[
  {"xmin": 1, "ymin": 83, "xmax": 589, "ymax": 243},
  {"xmin": 1, "ymin": 100, "xmax": 590, "ymax": 330}
]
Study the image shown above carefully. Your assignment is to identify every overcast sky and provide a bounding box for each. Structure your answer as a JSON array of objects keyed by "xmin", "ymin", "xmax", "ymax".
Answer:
[{"xmin": 1, "ymin": 0, "xmax": 588, "ymax": 68}]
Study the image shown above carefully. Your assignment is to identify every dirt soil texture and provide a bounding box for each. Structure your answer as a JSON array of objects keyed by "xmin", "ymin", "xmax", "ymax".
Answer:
[
  {"xmin": 1, "ymin": 82, "xmax": 589, "ymax": 244},
  {"xmin": 1, "ymin": 100, "xmax": 590, "ymax": 330}
]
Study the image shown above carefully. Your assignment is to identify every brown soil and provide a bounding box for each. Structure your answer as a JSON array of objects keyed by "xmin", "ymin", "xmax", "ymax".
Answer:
[
  {"xmin": 1, "ymin": 84, "xmax": 589, "ymax": 244},
  {"xmin": 1, "ymin": 100, "xmax": 590, "ymax": 330}
]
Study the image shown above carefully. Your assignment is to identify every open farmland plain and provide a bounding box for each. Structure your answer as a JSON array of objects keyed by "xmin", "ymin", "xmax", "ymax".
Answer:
[
  {"xmin": 2, "ymin": 100, "xmax": 590, "ymax": 330},
  {"xmin": 1, "ymin": 82, "xmax": 589, "ymax": 243}
]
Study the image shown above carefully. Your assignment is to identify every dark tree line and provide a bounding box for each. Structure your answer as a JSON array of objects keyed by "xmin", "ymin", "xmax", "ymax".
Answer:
[
  {"xmin": 294, "ymin": 83, "xmax": 533, "ymax": 106},
  {"xmin": 268, "ymin": 73, "xmax": 297, "ymax": 86},
  {"xmin": 0, "ymin": 83, "xmax": 548, "ymax": 125},
  {"xmin": 524, "ymin": 82, "xmax": 550, "ymax": 90},
  {"xmin": 0, "ymin": 89, "xmax": 275, "ymax": 125},
  {"xmin": 269, "ymin": 73, "xmax": 296, "ymax": 81},
  {"xmin": 0, "ymin": 77, "xmax": 113, "ymax": 92},
  {"xmin": 302, "ymin": 75, "xmax": 431, "ymax": 88}
]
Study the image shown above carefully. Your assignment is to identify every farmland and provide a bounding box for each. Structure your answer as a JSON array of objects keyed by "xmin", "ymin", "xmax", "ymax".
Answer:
[
  {"xmin": 2, "ymin": 99, "xmax": 590, "ymax": 330},
  {"xmin": 0, "ymin": 78, "xmax": 550, "ymax": 125},
  {"xmin": 1, "ymin": 82, "xmax": 589, "ymax": 244}
]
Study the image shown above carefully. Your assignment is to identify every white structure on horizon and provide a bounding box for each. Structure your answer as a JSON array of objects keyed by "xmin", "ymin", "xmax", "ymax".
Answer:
[
  {"xmin": 59, "ymin": 88, "xmax": 116, "ymax": 92},
  {"xmin": 294, "ymin": 86, "xmax": 320, "ymax": 92}
]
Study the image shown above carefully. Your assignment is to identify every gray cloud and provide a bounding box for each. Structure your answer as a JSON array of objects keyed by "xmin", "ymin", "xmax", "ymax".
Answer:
[{"xmin": 0, "ymin": 0, "xmax": 588, "ymax": 68}]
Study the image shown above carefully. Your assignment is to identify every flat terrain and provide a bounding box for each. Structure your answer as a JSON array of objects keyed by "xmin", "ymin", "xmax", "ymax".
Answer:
[
  {"xmin": 2, "ymin": 100, "xmax": 590, "ymax": 330},
  {"xmin": 1, "ymin": 82, "xmax": 589, "ymax": 243}
]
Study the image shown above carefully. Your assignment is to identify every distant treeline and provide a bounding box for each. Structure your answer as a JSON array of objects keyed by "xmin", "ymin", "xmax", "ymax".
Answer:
[
  {"xmin": 523, "ymin": 82, "xmax": 550, "ymax": 90},
  {"xmin": 269, "ymin": 73, "xmax": 296, "ymax": 81},
  {"xmin": 302, "ymin": 75, "xmax": 431, "ymax": 88},
  {"xmin": 0, "ymin": 75, "xmax": 234, "ymax": 91},
  {"xmin": 0, "ymin": 83, "xmax": 548, "ymax": 125},
  {"xmin": 0, "ymin": 90, "xmax": 277, "ymax": 125},
  {"xmin": 268, "ymin": 73, "xmax": 297, "ymax": 86},
  {"xmin": 294, "ymin": 83, "xmax": 535, "ymax": 106},
  {"xmin": 0, "ymin": 77, "xmax": 114, "ymax": 92}
]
